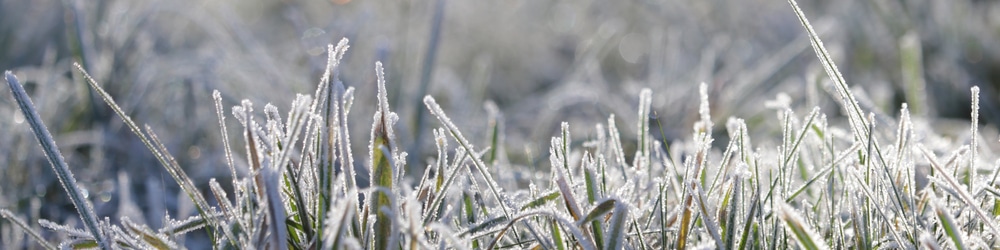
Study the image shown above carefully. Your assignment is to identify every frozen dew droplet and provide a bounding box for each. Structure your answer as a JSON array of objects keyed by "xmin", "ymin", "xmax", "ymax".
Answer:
[
  {"xmin": 302, "ymin": 28, "xmax": 328, "ymax": 56},
  {"xmin": 13, "ymin": 109, "xmax": 24, "ymax": 124}
]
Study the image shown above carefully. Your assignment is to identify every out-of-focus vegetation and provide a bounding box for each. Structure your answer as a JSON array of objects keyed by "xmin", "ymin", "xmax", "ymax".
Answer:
[{"xmin": 2, "ymin": 0, "xmax": 1000, "ymax": 248}]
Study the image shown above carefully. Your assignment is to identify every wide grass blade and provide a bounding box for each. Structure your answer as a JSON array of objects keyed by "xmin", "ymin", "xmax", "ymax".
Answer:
[
  {"xmin": 930, "ymin": 197, "xmax": 965, "ymax": 250},
  {"xmin": 5, "ymin": 71, "xmax": 109, "ymax": 249},
  {"xmin": 370, "ymin": 61, "xmax": 398, "ymax": 250},
  {"xmin": 777, "ymin": 202, "xmax": 829, "ymax": 250},
  {"xmin": 603, "ymin": 202, "xmax": 628, "ymax": 250}
]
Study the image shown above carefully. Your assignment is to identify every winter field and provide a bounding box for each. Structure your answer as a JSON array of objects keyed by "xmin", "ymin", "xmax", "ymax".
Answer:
[{"xmin": 3, "ymin": 0, "xmax": 1000, "ymax": 249}]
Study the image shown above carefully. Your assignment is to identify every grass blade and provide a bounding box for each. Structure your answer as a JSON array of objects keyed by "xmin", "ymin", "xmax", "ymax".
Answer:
[
  {"xmin": 423, "ymin": 96, "xmax": 514, "ymax": 221},
  {"xmin": 777, "ymin": 202, "xmax": 829, "ymax": 250},
  {"xmin": 930, "ymin": 197, "xmax": 965, "ymax": 250},
  {"xmin": 5, "ymin": 71, "xmax": 109, "ymax": 249},
  {"xmin": 785, "ymin": 0, "xmax": 869, "ymax": 139},
  {"xmin": 603, "ymin": 202, "xmax": 628, "ymax": 250},
  {"xmin": 370, "ymin": 61, "xmax": 398, "ymax": 250},
  {"xmin": 0, "ymin": 209, "xmax": 56, "ymax": 250},
  {"xmin": 578, "ymin": 199, "xmax": 615, "ymax": 227}
]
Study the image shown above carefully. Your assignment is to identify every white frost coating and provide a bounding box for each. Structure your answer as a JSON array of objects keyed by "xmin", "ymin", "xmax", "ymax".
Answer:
[
  {"xmin": 970, "ymin": 86, "xmax": 980, "ymax": 192},
  {"xmin": 213, "ymin": 90, "xmax": 239, "ymax": 189},
  {"xmin": 607, "ymin": 114, "xmax": 627, "ymax": 172},
  {"xmin": 368, "ymin": 61, "xmax": 399, "ymax": 184},
  {"xmin": 637, "ymin": 89, "xmax": 652, "ymax": 165},
  {"xmin": 264, "ymin": 103, "xmax": 281, "ymax": 128},
  {"xmin": 694, "ymin": 83, "xmax": 713, "ymax": 133}
]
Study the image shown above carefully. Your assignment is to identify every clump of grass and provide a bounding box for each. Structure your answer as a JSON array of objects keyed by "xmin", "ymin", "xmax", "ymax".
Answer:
[{"xmin": 3, "ymin": 0, "xmax": 1000, "ymax": 248}]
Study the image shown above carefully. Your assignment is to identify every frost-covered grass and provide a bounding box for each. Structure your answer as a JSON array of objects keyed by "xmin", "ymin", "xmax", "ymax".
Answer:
[{"xmin": 4, "ymin": 0, "xmax": 1000, "ymax": 249}]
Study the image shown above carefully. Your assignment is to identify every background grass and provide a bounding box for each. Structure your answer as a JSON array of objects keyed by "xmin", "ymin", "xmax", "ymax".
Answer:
[{"xmin": 2, "ymin": 0, "xmax": 1000, "ymax": 248}]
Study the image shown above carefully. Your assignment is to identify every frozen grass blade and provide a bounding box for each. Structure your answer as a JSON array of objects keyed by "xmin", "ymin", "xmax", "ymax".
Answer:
[
  {"xmin": 603, "ymin": 202, "xmax": 628, "ymax": 250},
  {"xmin": 212, "ymin": 90, "xmax": 239, "ymax": 188},
  {"xmin": 74, "ymin": 64, "xmax": 237, "ymax": 246},
  {"xmin": 0, "ymin": 209, "xmax": 56, "ymax": 250},
  {"xmin": 786, "ymin": 0, "xmax": 868, "ymax": 140},
  {"xmin": 692, "ymin": 182, "xmax": 724, "ymax": 250},
  {"xmin": 521, "ymin": 191, "xmax": 560, "ymax": 211},
  {"xmin": 263, "ymin": 168, "xmax": 289, "ymax": 250},
  {"xmin": 969, "ymin": 86, "xmax": 980, "ymax": 191},
  {"xmin": 5, "ymin": 71, "xmax": 109, "ymax": 249},
  {"xmin": 676, "ymin": 182, "xmax": 694, "ymax": 249},
  {"xmin": 777, "ymin": 202, "xmax": 828, "ymax": 250},
  {"xmin": 636, "ymin": 88, "xmax": 652, "ymax": 170},
  {"xmin": 578, "ymin": 199, "xmax": 615, "ymax": 227},
  {"xmin": 423, "ymin": 96, "xmax": 513, "ymax": 221},
  {"xmin": 370, "ymin": 61, "xmax": 398, "ymax": 250}
]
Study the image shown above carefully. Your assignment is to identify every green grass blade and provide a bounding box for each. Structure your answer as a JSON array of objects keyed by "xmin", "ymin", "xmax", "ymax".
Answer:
[
  {"xmin": 931, "ymin": 197, "xmax": 965, "ymax": 250},
  {"xmin": 777, "ymin": 202, "xmax": 829, "ymax": 250},
  {"xmin": 578, "ymin": 199, "xmax": 615, "ymax": 227},
  {"xmin": 550, "ymin": 218, "xmax": 566, "ymax": 250}
]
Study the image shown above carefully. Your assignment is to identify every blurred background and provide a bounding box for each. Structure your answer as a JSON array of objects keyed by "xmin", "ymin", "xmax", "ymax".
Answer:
[{"xmin": 2, "ymin": 0, "xmax": 999, "ymax": 245}]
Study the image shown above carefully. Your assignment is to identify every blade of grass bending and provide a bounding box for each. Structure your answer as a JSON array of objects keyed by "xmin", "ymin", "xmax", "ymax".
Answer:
[
  {"xmin": 73, "ymin": 64, "xmax": 237, "ymax": 245},
  {"xmin": 5, "ymin": 71, "xmax": 108, "ymax": 249},
  {"xmin": 145, "ymin": 125, "xmax": 238, "ymax": 243},
  {"xmin": 786, "ymin": 0, "xmax": 868, "ymax": 140},
  {"xmin": 423, "ymin": 96, "xmax": 514, "ymax": 221},
  {"xmin": 578, "ymin": 199, "xmax": 616, "ymax": 227},
  {"xmin": 521, "ymin": 191, "xmax": 561, "ymax": 211},
  {"xmin": 0, "ymin": 209, "xmax": 56, "ymax": 250},
  {"xmin": 459, "ymin": 215, "xmax": 508, "ymax": 237}
]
